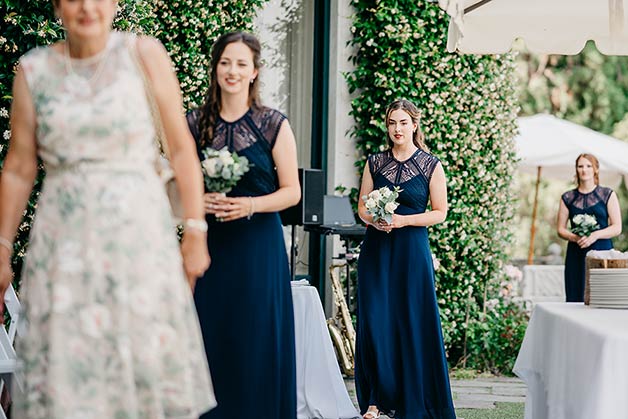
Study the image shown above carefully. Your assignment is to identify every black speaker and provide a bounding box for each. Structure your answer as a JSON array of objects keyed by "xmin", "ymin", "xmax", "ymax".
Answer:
[{"xmin": 280, "ymin": 168, "xmax": 325, "ymax": 226}]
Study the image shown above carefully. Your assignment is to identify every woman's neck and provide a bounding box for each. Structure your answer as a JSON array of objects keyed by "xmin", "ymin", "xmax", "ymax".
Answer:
[
  {"xmin": 66, "ymin": 33, "xmax": 110, "ymax": 59},
  {"xmin": 220, "ymin": 93, "xmax": 250, "ymax": 122},
  {"xmin": 392, "ymin": 144, "xmax": 418, "ymax": 160},
  {"xmin": 578, "ymin": 180, "xmax": 596, "ymax": 193}
]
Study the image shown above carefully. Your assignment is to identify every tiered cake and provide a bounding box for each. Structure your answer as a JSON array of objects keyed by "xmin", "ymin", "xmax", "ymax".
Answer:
[{"xmin": 586, "ymin": 250, "xmax": 628, "ymax": 309}]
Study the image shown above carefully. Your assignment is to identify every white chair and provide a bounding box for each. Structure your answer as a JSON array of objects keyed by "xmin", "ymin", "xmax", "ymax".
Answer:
[
  {"xmin": 0, "ymin": 285, "xmax": 22, "ymax": 419},
  {"xmin": 521, "ymin": 265, "xmax": 565, "ymax": 309}
]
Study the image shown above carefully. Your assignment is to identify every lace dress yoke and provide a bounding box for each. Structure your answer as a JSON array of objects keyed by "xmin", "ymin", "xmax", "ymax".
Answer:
[{"xmin": 368, "ymin": 148, "xmax": 440, "ymax": 213}]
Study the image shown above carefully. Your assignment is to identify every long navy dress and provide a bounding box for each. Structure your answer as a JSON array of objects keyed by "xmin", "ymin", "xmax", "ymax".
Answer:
[
  {"xmin": 187, "ymin": 107, "xmax": 296, "ymax": 419},
  {"xmin": 356, "ymin": 149, "xmax": 456, "ymax": 419},
  {"xmin": 562, "ymin": 185, "xmax": 614, "ymax": 302}
]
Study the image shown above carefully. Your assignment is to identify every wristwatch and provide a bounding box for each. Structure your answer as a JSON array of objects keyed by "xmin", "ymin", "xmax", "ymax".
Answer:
[{"xmin": 184, "ymin": 218, "xmax": 208, "ymax": 233}]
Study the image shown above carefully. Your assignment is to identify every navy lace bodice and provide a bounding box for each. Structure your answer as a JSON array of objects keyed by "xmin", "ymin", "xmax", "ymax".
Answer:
[
  {"xmin": 368, "ymin": 148, "xmax": 440, "ymax": 215},
  {"xmin": 187, "ymin": 106, "xmax": 287, "ymax": 197},
  {"xmin": 561, "ymin": 185, "xmax": 613, "ymax": 231}
]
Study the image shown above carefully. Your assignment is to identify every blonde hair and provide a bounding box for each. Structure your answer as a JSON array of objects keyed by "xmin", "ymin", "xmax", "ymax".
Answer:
[
  {"xmin": 574, "ymin": 153, "xmax": 600, "ymax": 185},
  {"xmin": 385, "ymin": 99, "xmax": 428, "ymax": 151}
]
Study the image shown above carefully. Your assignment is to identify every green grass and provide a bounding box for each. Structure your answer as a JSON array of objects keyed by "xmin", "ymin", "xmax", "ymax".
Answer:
[{"xmin": 456, "ymin": 402, "xmax": 524, "ymax": 419}]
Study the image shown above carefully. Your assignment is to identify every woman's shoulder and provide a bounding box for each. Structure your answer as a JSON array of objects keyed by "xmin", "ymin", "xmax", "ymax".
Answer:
[
  {"xmin": 19, "ymin": 43, "xmax": 61, "ymax": 86},
  {"xmin": 561, "ymin": 188, "xmax": 578, "ymax": 201},
  {"xmin": 185, "ymin": 108, "xmax": 202, "ymax": 141},
  {"xmin": 20, "ymin": 42, "xmax": 56, "ymax": 66},
  {"xmin": 413, "ymin": 149, "xmax": 440, "ymax": 181},
  {"xmin": 250, "ymin": 106, "xmax": 288, "ymax": 147},
  {"xmin": 367, "ymin": 149, "xmax": 391, "ymax": 164},
  {"xmin": 597, "ymin": 185, "xmax": 614, "ymax": 201},
  {"xmin": 415, "ymin": 148, "xmax": 440, "ymax": 164},
  {"xmin": 251, "ymin": 106, "xmax": 287, "ymax": 124},
  {"xmin": 186, "ymin": 107, "xmax": 201, "ymax": 121},
  {"xmin": 366, "ymin": 150, "xmax": 392, "ymax": 174}
]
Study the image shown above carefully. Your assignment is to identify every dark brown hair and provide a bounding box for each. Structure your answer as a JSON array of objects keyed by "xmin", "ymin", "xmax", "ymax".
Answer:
[
  {"xmin": 385, "ymin": 99, "xmax": 428, "ymax": 151},
  {"xmin": 197, "ymin": 32, "xmax": 262, "ymax": 147},
  {"xmin": 575, "ymin": 153, "xmax": 600, "ymax": 185}
]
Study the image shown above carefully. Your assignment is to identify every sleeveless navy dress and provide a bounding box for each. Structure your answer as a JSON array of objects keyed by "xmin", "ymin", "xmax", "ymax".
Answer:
[
  {"xmin": 356, "ymin": 149, "xmax": 456, "ymax": 419},
  {"xmin": 187, "ymin": 107, "xmax": 296, "ymax": 419},
  {"xmin": 562, "ymin": 186, "xmax": 614, "ymax": 302}
]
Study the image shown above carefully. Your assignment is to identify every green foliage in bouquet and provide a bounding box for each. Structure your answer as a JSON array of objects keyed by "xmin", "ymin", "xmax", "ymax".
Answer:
[
  {"xmin": 0, "ymin": 0, "xmax": 266, "ymax": 288},
  {"xmin": 347, "ymin": 1, "xmax": 526, "ymax": 373},
  {"xmin": 201, "ymin": 147, "xmax": 250, "ymax": 193}
]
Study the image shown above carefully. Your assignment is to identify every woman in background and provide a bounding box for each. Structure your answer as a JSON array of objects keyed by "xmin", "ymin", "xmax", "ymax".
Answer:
[
  {"xmin": 186, "ymin": 31, "xmax": 300, "ymax": 419},
  {"xmin": 557, "ymin": 153, "xmax": 622, "ymax": 302}
]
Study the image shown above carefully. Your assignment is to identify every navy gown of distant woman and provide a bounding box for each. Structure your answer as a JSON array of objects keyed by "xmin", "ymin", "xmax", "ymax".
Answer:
[
  {"xmin": 562, "ymin": 186, "xmax": 614, "ymax": 302},
  {"xmin": 356, "ymin": 149, "xmax": 456, "ymax": 419},
  {"xmin": 187, "ymin": 106, "xmax": 296, "ymax": 419}
]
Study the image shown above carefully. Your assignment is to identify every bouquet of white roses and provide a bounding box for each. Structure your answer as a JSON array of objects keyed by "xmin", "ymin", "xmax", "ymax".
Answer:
[
  {"xmin": 362, "ymin": 186, "xmax": 402, "ymax": 224},
  {"xmin": 571, "ymin": 213, "xmax": 600, "ymax": 237},
  {"xmin": 201, "ymin": 147, "xmax": 250, "ymax": 193}
]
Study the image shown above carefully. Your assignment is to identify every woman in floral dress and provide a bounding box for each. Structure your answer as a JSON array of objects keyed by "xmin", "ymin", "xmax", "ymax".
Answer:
[{"xmin": 0, "ymin": 0, "xmax": 215, "ymax": 417}]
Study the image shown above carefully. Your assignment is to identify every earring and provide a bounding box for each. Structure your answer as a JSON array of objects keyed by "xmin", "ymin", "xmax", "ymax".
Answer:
[{"xmin": 250, "ymin": 79, "xmax": 255, "ymax": 84}]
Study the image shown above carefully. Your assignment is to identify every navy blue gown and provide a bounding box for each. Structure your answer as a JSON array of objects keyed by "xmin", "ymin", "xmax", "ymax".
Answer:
[
  {"xmin": 356, "ymin": 149, "xmax": 456, "ymax": 419},
  {"xmin": 562, "ymin": 186, "xmax": 614, "ymax": 302},
  {"xmin": 187, "ymin": 107, "xmax": 296, "ymax": 419}
]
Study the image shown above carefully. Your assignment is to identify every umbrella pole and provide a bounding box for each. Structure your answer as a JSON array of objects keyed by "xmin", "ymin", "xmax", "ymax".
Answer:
[{"xmin": 527, "ymin": 166, "xmax": 542, "ymax": 265}]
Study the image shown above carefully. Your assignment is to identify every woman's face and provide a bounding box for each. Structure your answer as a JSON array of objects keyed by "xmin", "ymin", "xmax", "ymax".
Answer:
[
  {"xmin": 576, "ymin": 156, "xmax": 595, "ymax": 183},
  {"xmin": 387, "ymin": 109, "xmax": 417, "ymax": 147},
  {"xmin": 55, "ymin": 0, "xmax": 117, "ymax": 41},
  {"xmin": 216, "ymin": 41, "xmax": 259, "ymax": 96}
]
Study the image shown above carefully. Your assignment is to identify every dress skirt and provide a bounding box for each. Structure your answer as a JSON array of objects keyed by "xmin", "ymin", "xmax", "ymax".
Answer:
[
  {"xmin": 195, "ymin": 212, "xmax": 297, "ymax": 419},
  {"xmin": 564, "ymin": 238, "xmax": 612, "ymax": 302},
  {"xmin": 356, "ymin": 222, "xmax": 456, "ymax": 419}
]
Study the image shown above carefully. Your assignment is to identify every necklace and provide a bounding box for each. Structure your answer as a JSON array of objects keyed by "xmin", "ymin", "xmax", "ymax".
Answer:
[{"xmin": 63, "ymin": 36, "xmax": 110, "ymax": 98}]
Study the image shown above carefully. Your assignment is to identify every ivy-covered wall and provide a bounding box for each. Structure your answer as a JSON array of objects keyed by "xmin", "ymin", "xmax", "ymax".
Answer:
[
  {"xmin": 0, "ymin": 0, "xmax": 265, "ymax": 287},
  {"xmin": 346, "ymin": 1, "xmax": 527, "ymax": 373}
]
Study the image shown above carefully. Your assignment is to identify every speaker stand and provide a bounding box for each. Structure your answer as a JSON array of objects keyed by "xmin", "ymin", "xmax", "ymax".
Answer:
[{"xmin": 290, "ymin": 224, "xmax": 296, "ymax": 280}]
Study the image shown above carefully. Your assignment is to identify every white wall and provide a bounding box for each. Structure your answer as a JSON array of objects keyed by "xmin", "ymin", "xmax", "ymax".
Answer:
[
  {"xmin": 327, "ymin": 0, "xmax": 359, "ymax": 196},
  {"xmin": 256, "ymin": 1, "xmax": 361, "ymax": 301}
]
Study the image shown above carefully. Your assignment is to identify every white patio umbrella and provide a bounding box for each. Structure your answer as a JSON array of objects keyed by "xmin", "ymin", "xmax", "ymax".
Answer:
[
  {"xmin": 515, "ymin": 114, "xmax": 628, "ymax": 263},
  {"xmin": 438, "ymin": 0, "xmax": 628, "ymax": 55}
]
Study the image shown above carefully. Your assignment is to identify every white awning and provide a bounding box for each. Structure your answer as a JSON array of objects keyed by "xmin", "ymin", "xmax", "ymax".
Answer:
[
  {"xmin": 515, "ymin": 114, "xmax": 628, "ymax": 186},
  {"xmin": 438, "ymin": 0, "xmax": 628, "ymax": 55}
]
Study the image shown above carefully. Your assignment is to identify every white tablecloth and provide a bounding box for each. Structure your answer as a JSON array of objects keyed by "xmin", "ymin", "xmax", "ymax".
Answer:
[
  {"xmin": 292, "ymin": 283, "xmax": 360, "ymax": 419},
  {"xmin": 513, "ymin": 303, "xmax": 628, "ymax": 419}
]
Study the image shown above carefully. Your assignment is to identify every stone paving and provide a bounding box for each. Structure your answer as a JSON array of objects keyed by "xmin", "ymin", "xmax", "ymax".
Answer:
[{"xmin": 345, "ymin": 376, "xmax": 526, "ymax": 418}]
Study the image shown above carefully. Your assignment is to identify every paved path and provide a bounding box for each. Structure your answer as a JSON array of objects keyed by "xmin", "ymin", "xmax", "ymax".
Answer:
[{"xmin": 345, "ymin": 376, "xmax": 526, "ymax": 417}]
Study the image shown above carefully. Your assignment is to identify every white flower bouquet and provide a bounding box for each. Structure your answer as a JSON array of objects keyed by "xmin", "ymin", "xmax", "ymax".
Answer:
[
  {"xmin": 201, "ymin": 147, "xmax": 250, "ymax": 193},
  {"xmin": 571, "ymin": 214, "xmax": 600, "ymax": 237},
  {"xmin": 362, "ymin": 186, "xmax": 402, "ymax": 224}
]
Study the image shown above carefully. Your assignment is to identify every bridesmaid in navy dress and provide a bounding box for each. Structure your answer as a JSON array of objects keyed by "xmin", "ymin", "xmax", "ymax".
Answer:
[
  {"xmin": 356, "ymin": 99, "xmax": 456, "ymax": 419},
  {"xmin": 556, "ymin": 153, "xmax": 622, "ymax": 302},
  {"xmin": 186, "ymin": 32, "xmax": 300, "ymax": 419}
]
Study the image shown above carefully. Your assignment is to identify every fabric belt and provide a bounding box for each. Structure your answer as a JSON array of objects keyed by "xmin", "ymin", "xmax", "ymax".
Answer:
[{"xmin": 45, "ymin": 160, "xmax": 156, "ymax": 176}]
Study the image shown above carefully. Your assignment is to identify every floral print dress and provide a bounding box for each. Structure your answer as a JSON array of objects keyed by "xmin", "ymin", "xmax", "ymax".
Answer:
[{"xmin": 13, "ymin": 32, "xmax": 216, "ymax": 419}]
